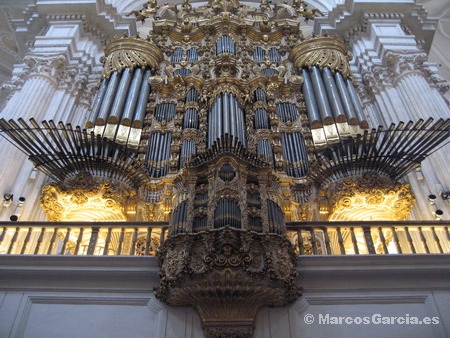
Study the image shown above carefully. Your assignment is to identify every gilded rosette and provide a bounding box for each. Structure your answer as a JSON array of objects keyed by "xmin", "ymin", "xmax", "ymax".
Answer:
[
  {"xmin": 102, "ymin": 38, "xmax": 164, "ymax": 78},
  {"xmin": 289, "ymin": 36, "xmax": 352, "ymax": 77}
]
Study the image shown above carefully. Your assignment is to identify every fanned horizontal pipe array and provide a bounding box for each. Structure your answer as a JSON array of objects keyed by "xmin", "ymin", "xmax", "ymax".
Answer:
[
  {"xmin": 0, "ymin": 118, "xmax": 149, "ymax": 187},
  {"xmin": 308, "ymin": 118, "xmax": 450, "ymax": 186}
]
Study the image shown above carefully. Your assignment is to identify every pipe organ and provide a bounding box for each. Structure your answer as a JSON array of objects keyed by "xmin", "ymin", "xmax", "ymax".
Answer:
[{"xmin": 1, "ymin": 0, "xmax": 450, "ymax": 336}]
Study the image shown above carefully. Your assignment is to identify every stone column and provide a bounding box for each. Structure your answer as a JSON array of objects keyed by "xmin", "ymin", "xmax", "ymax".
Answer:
[
  {"xmin": 0, "ymin": 22, "xmax": 102, "ymax": 221},
  {"xmin": 350, "ymin": 31, "xmax": 450, "ymax": 220}
]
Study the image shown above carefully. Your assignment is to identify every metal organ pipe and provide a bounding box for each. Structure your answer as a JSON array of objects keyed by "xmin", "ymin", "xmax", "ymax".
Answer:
[
  {"xmin": 254, "ymin": 108, "xmax": 269, "ymax": 129},
  {"xmin": 269, "ymin": 47, "xmax": 281, "ymax": 62},
  {"xmin": 216, "ymin": 36, "xmax": 236, "ymax": 55},
  {"xmin": 253, "ymin": 47, "xmax": 265, "ymax": 62},
  {"xmin": 301, "ymin": 69, "xmax": 321, "ymax": 126},
  {"xmin": 186, "ymin": 47, "xmax": 198, "ymax": 62},
  {"xmin": 334, "ymin": 72, "xmax": 357, "ymax": 123},
  {"xmin": 208, "ymin": 92, "xmax": 247, "ymax": 148},
  {"xmin": 109, "ymin": 68, "xmax": 133, "ymax": 123},
  {"xmin": 89, "ymin": 79, "xmax": 108, "ymax": 123},
  {"xmin": 322, "ymin": 68, "xmax": 346, "ymax": 122},
  {"xmin": 180, "ymin": 139, "xmax": 196, "ymax": 168},
  {"xmin": 267, "ymin": 200, "xmax": 284, "ymax": 234},
  {"xmin": 183, "ymin": 108, "xmax": 198, "ymax": 129},
  {"xmin": 171, "ymin": 48, "xmax": 183, "ymax": 62},
  {"xmin": 254, "ymin": 88, "xmax": 267, "ymax": 102},
  {"xmin": 346, "ymin": 78, "xmax": 367, "ymax": 128},
  {"xmin": 134, "ymin": 69, "xmax": 152, "ymax": 125},
  {"xmin": 96, "ymin": 72, "xmax": 120, "ymax": 126},
  {"xmin": 214, "ymin": 198, "xmax": 241, "ymax": 229},
  {"xmin": 121, "ymin": 68, "xmax": 143, "ymax": 122},
  {"xmin": 310, "ymin": 66, "xmax": 334, "ymax": 124}
]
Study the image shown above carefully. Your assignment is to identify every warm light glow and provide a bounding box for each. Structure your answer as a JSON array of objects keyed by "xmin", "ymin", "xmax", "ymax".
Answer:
[{"xmin": 40, "ymin": 173, "xmax": 129, "ymax": 222}]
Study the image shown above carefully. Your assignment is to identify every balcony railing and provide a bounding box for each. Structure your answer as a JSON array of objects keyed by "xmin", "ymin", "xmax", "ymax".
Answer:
[
  {"xmin": 287, "ymin": 221, "xmax": 450, "ymax": 255},
  {"xmin": 0, "ymin": 221, "xmax": 449, "ymax": 256}
]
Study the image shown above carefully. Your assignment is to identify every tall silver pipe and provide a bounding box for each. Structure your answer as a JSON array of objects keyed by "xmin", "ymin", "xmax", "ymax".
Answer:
[
  {"xmin": 238, "ymin": 105, "xmax": 246, "ymax": 147},
  {"xmin": 146, "ymin": 133, "xmax": 157, "ymax": 167},
  {"xmin": 90, "ymin": 79, "xmax": 108, "ymax": 122},
  {"xmin": 346, "ymin": 78, "xmax": 365, "ymax": 122},
  {"xmin": 230, "ymin": 93, "xmax": 237, "ymax": 140},
  {"xmin": 322, "ymin": 68, "xmax": 345, "ymax": 122},
  {"xmin": 109, "ymin": 68, "xmax": 133, "ymax": 123},
  {"xmin": 134, "ymin": 69, "xmax": 152, "ymax": 124},
  {"xmin": 334, "ymin": 72, "xmax": 357, "ymax": 123},
  {"xmin": 162, "ymin": 133, "xmax": 171, "ymax": 176},
  {"xmin": 301, "ymin": 69, "xmax": 321, "ymax": 126},
  {"xmin": 254, "ymin": 109, "xmax": 260, "ymax": 129},
  {"xmin": 122, "ymin": 68, "xmax": 143, "ymax": 122},
  {"xmin": 222, "ymin": 93, "xmax": 228, "ymax": 136},
  {"xmin": 295, "ymin": 132, "xmax": 308, "ymax": 174},
  {"xmin": 310, "ymin": 66, "xmax": 334, "ymax": 124},
  {"xmin": 97, "ymin": 72, "xmax": 120, "ymax": 123},
  {"xmin": 209, "ymin": 99, "xmax": 217, "ymax": 147}
]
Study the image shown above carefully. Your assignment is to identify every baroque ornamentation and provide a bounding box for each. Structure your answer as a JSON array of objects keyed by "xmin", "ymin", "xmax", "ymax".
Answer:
[
  {"xmin": 101, "ymin": 37, "xmax": 164, "ymax": 78},
  {"xmin": 40, "ymin": 171, "xmax": 135, "ymax": 221},
  {"xmin": 23, "ymin": 54, "xmax": 67, "ymax": 86},
  {"xmin": 156, "ymin": 226, "xmax": 300, "ymax": 338},
  {"xmin": 323, "ymin": 172, "xmax": 415, "ymax": 221},
  {"xmin": 289, "ymin": 36, "xmax": 353, "ymax": 78}
]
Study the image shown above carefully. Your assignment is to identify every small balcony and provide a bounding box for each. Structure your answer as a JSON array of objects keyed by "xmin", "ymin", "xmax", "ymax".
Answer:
[{"xmin": 1, "ymin": 220, "xmax": 448, "ymax": 256}]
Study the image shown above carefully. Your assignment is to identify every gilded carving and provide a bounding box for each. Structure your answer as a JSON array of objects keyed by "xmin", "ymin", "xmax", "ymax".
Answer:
[
  {"xmin": 101, "ymin": 37, "xmax": 164, "ymax": 79},
  {"xmin": 323, "ymin": 172, "xmax": 415, "ymax": 221},
  {"xmin": 289, "ymin": 36, "xmax": 353, "ymax": 78},
  {"xmin": 40, "ymin": 172, "xmax": 133, "ymax": 222}
]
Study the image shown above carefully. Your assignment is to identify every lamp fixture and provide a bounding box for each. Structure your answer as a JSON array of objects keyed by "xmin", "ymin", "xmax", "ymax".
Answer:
[
  {"xmin": 428, "ymin": 194, "xmax": 437, "ymax": 205},
  {"xmin": 18, "ymin": 197, "xmax": 26, "ymax": 206},
  {"xmin": 3, "ymin": 193, "xmax": 13, "ymax": 208},
  {"xmin": 435, "ymin": 209, "xmax": 444, "ymax": 220}
]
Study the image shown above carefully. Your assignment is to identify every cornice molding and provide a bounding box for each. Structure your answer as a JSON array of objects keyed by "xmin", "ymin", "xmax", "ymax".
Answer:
[{"xmin": 1, "ymin": 254, "xmax": 449, "ymax": 292}]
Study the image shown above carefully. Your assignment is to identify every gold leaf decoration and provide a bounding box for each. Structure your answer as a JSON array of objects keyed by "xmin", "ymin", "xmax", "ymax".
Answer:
[
  {"xmin": 289, "ymin": 36, "xmax": 353, "ymax": 77},
  {"xmin": 102, "ymin": 38, "xmax": 164, "ymax": 78}
]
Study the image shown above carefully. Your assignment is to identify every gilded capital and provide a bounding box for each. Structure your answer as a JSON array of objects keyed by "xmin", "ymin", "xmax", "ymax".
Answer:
[
  {"xmin": 289, "ymin": 36, "xmax": 352, "ymax": 77},
  {"xmin": 102, "ymin": 37, "xmax": 164, "ymax": 78}
]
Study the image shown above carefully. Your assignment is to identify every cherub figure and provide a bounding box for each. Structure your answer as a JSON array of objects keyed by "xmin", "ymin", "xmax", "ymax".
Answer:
[
  {"xmin": 127, "ymin": 0, "xmax": 158, "ymax": 23},
  {"xmin": 302, "ymin": 8, "xmax": 324, "ymax": 22},
  {"xmin": 127, "ymin": 9, "xmax": 147, "ymax": 23},
  {"xmin": 295, "ymin": 1, "xmax": 324, "ymax": 22}
]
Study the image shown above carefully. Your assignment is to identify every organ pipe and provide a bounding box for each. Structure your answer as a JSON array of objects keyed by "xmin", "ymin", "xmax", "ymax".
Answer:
[
  {"xmin": 208, "ymin": 92, "xmax": 246, "ymax": 148},
  {"xmin": 121, "ymin": 68, "xmax": 144, "ymax": 122},
  {"xmin": 346, "ymin": 78, "xmax": 368, "ymax": 130},
  {"xmin": 322, "ymin": 68, "xmax": 350, "ymax": 138},
  {"xmin": 89, "ymin": 79, "xmax": 108, "ymax": 124},
  {"xmin": 95, "ymin": 72, "xmax": 120, "ymax": 135},
  {"xmin": 186, "ymin": 47, "xmax": 198, "ymax": 62},
  {"xmin": 134, "ymin": 69, "xmax": 152, "ymax": 124},
  {"xmin": 310, "ymin": 66, "xmax": 333, "ymax": 123}
]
